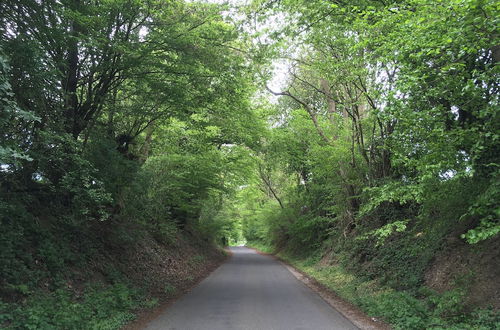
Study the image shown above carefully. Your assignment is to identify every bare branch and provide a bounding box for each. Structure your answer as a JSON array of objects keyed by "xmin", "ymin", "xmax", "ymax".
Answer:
[{"xmin": 265, "ymin": 85, "xmax": 331, "ymax": 144}]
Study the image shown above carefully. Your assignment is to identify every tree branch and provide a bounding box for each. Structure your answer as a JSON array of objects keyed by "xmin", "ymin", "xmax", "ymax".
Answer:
[{"xmin": 265, "ymin": 84, "xmax": 331, "ymax": 144}]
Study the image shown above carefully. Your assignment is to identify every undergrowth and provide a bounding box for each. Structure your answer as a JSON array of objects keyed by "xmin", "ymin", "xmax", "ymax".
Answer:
[{"xmin": 0, "ymin": 283, "xmax": 156, "ymax": 330}]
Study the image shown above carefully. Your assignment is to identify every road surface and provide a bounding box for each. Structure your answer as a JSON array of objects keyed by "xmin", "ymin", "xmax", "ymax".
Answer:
[{"xmin": 144, "ymin": 246, "xmax": 358, "ymax": 330}]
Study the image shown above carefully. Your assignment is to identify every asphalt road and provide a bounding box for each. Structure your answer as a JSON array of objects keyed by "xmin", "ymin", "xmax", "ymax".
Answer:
[{"xmin": 144, "ymin": 246, "xmax": 358, "ymax": 330}]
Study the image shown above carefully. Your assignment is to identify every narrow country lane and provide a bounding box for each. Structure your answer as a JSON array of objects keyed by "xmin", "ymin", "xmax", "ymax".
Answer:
[{"xmin": 144, "ymin": 247, "xmax": 358, "ymax": 330}]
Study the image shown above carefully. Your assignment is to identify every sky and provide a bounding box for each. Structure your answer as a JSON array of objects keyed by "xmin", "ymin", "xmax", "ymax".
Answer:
[{"xmin": 187, "ymin": 0, "xmax": 291, "ymax": 99}]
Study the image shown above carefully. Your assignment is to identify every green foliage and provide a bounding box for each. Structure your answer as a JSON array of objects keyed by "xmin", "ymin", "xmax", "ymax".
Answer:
[
  {"xmin": 357, "ymin": 220, "xmax": 409, "ymax": 247},
  {"xmin": 288, "ymin": 215, "xmax": 332, "ymax": 249},
  {"xmin": 361, "ymin": 182, "xmax": 423, "ymax": 216},
  {"xmin": 246, "ymin": 241, "xmax": 274, "ymax": 254},
  {"xmin": 84, "ymin": 133, "xmax": 140, "ymax": 201},
  {"xmin": 461, "ymin": 170, "xmax": 500, "ymax": 243},
  {"xmin": 1, "ymin": 284, "xmax": 141, "ymax": 330},
  {"xmin": 238, "ymin": 0, "xmax": 499, "ymax": 328},
  {"xmin": 1, "ymin": 0, "xmax": 498, "ymax": 328},
  {"xmin": 163, "ymin": 283, "xmax": 177, "ymax": 296},
  {"xmin": 0, "ymin": 53, "xmax": 40, "ymax": 165},
  {"xmin": 1, "ymin": 0, "xmax": 261, "ymax": 327},
  {"xmin": 278, "ymin": 253, "xmax": 498, "ymax": 330}
]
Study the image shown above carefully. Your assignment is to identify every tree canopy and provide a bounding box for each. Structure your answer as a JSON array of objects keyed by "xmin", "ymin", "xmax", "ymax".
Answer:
[{"xmin": 0, "ymin": 0, "xmax": 498, "ymax": 328}]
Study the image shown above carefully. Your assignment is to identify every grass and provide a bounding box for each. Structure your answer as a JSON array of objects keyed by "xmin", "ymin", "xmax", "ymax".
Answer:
[
  {"xmin": 163, "ymin": 283, "xmax": 177, "ymax": 295},
  {"xmin": 245, "ymin": 241, "xmax": 274, "ymax": 254}
]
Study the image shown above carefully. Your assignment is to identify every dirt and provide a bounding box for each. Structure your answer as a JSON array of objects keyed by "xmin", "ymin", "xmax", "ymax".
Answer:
[
  {"xmin": 424, "ymin": 235, "xmax": 500, "ymax": 310},
  {"xmin": 115, "ymin": 234, "xmax": 226, "ymax": 296}
]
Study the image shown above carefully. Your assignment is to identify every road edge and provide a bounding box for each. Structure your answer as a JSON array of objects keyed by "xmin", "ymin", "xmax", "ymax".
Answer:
[
  {"xmin": 122, "ymin": 248, "xmax": 232, "ymax": 330},
  {"xmin": 248, "ymin": 247, "xmax": 391, "ymax": 330}
]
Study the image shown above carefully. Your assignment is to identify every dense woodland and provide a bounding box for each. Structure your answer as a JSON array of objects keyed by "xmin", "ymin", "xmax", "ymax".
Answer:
[{"xmin": 0, "ymin": 0, "xmax": 498, "ymax": 329}]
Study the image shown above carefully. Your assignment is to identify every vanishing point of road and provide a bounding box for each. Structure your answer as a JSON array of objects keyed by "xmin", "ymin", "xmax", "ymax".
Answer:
[{"xmin": 144, "ymin": 246, "xmax": 358, "ymax": 330}]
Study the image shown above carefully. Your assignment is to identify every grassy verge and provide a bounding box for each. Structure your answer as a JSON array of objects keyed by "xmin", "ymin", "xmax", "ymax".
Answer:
[
  {"xmin": 247, "ymin": 242, "xmax": 499, "ymax": 330},
  {"xmin": 245, "ymin": 241, "xmax": 274, "ymax": 254}
]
